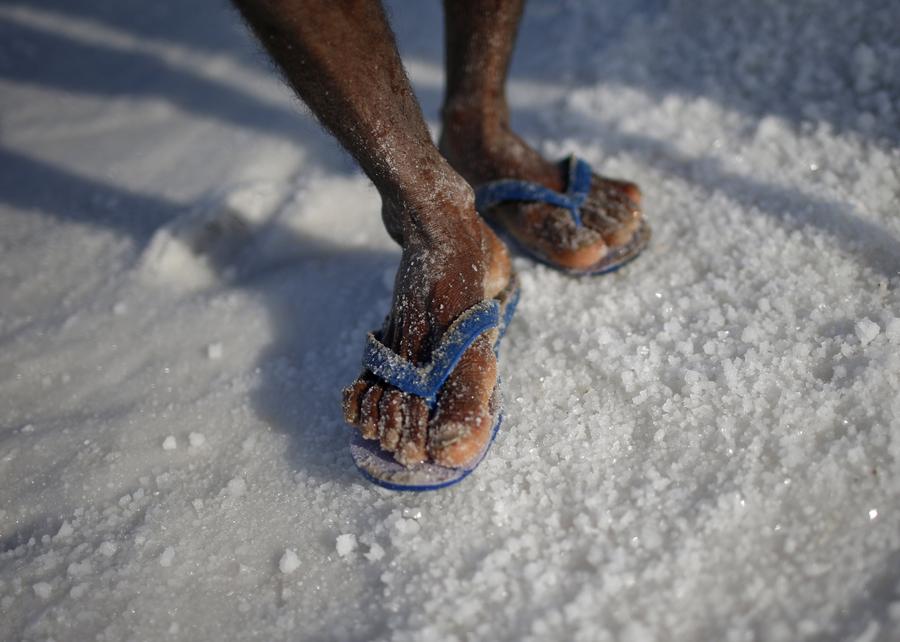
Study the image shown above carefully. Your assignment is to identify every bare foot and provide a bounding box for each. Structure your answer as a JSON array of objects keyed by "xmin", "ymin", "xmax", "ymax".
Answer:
[
  {"xmin": 343, "ymin": 183, "xmax": 512, "ymax": 468},
  {"xmin": 439, "ymin": 103, "xmax": 644, "ymax": 271}
]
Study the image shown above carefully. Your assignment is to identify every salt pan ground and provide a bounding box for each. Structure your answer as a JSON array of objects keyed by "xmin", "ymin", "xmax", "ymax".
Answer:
[{"xmin": 1, "ymin": 0, "xmax": 899, "ymax": 640}]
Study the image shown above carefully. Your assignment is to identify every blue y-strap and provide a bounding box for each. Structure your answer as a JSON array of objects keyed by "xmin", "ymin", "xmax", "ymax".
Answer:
[
  {"xmin": 474, "ymin": 155, "xmax": 593, "ymax": 228},
  {"xmin": 362, "ymin": 300, "xmax": 501, "ymax": 407}
]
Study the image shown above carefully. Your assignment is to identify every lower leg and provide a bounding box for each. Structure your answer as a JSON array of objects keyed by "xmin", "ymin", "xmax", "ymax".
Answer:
[
  {"xmin": 233, "ymin": 0, "xmax": 469, "ymax": 238},
  {"xmin": 440, "ymin": 0, "xmax": 644, "ymax": 267},
  {"xmin": 232, "ymin": 0, "xmax": 510, "ymax": 465},
  {"xmin": 440, "ymin": 0, "xmax": 561, "ymax": 188}
]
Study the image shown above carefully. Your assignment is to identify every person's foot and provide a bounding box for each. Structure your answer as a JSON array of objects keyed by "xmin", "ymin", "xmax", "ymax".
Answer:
[
  {"xmin": 439, "ymin": 104, "xmax": 644, "ymax": 271},
  {"xmin": 342, "ymin": 183, "xmax": 512, "ymax": 468}
]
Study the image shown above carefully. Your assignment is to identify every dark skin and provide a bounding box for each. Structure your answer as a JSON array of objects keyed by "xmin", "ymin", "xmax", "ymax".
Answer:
[
  {"xmin": 440, "ymin": 0, "xmax": 643, "ymax": 269},
  {"xmin": 232, "ymin": 0, "xmax": 644, "ymax": 466}
]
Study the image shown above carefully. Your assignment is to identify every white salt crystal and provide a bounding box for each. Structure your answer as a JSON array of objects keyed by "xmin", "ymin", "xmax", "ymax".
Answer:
[
  {"xmin": 394, "ymin": 518, "xmax": 420, "ymax": 537},
  {"xmin": 188, "ymin": 432, "xmax": 206, "ymax": 447},
  {"xmin": 855, "ymin": 318, "xmax": 880, "ymax": 346},
  {"xmin": 56, "ymin": 521, "xmax": 74, "ymax": 538},
  {"xmin": 162, "ymin": 435, "xmax": 177, "ymax": 450},
  {"xmin": 226, "ymin": 477, "xmax": 246, "ymax": 497},
  {"xmin": 279, "ymin": 549, "xmax": 301, "ymax": 574},
  {"xmin": 207, "ymin": 342, "xmax": 224, "ymax": 360},
  {"xmin": 401, "ymin": 507, "xmax": 422, "ymax": 520},
  {"xmin": 335, "ymin": 534, "xmax": 357, "ymax": 557},
  {"xmin": 885, "ymin": 318, "xmax": 900, "ymax": 343},
  {"xmin": 364, "ymin": 542, "xmax": 385, "ymax": 562},
  {"xmin": 33, "ymin": 582, "xmax": 52, "ymax": 599},
  {"xmin": 67, "ymin": 560, "xmax": 92, "ymax": 578},
  {"xmin": 159, "ymin": 546, "xmax": 176, "ymax": 567},
  {"xmin": 99, "ymin": 541, "xmax": 117, "ymax": 557}
]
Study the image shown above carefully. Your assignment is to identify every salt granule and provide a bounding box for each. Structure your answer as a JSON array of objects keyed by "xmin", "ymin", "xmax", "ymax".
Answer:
[
  {"xmin": 279, "ymin": 550, "xmax": 301, "ymax": 574},
  {"xmin": 885, "ymin": 318, "xmax": 900, "ymax": 343},
  {"xmin": 854, "ymin": 318, "xmax": 880, "ymax": 346},
  {"xmin": 336, "ymin": 534, "xmax": 357, "ymax": 558},
  {"xmin": 55, "ymin": 521, "xmax": 74, "ymax": 538},
  {"xmin": 162, "ymin": 436, "xmax": 177, "ymax": 450},
  {"xmin": 188, "ymin": 432, "xmax": 206, "ymax": 447},
  {"xmin": 159, "ymin": 547, "xmax": 176, "ymax": 567},
  {"xmin": 226, "ymin": 477, "xmax": 246, "ymax": 497},
  {"xmin": 207, "ymin": 342, "xmax": 224, "ymax": 360},
  {"xmin": 364, "ymin": 543, "xmax": 385, "ymax": 562}
]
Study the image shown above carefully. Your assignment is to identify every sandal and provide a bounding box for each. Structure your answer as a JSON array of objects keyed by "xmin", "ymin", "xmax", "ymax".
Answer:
[
  {"xmin": 475, "ymin": 155, "xmax": 650, "ymax": 275},
  {"xmin": 349, "ymin": 275, "xmax": 520, "ymax": 491}
]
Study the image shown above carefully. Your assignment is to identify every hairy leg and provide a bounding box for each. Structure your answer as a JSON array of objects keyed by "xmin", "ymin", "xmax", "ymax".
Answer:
[
  {"xmin": 439, "ymin": 0, "xmax": 644, "ymax": 270},
  {"xmin": 232, "ymin": 0, "xmax": 511, "ymax": 465}
]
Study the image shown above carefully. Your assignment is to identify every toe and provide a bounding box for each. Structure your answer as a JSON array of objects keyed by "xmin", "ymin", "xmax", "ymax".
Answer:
[
  {"xmin": 611, "ymin": 179, "xmax": 641, "ymax": 206},
  {"xmin": 395, "ymin": 396, "xmax": 429, "ymax": 466},
  {"xmin": 342, "ymin": 377, "xmax": 369, "ymax": 426},
  {"xmin": 544, "ymin": 232, "xmax": 608, "ymax": 270},
  {"xmin": 593, "ymin": 175, "xmax": 641, "ymax": 208},
  {"xmin": 359, "ymin": 385, "xmax": 383, "ymax": 440},
  {"xmin": 378, "ymin": 390, "xmax": 404, "ymax": 453},
  {"xmin": 583, "ymin": 178, "xmax": 642, "ymax": 247},
  {"xmin": 504, "ymin": 202, "xmax": 608, "ymax": 271}
]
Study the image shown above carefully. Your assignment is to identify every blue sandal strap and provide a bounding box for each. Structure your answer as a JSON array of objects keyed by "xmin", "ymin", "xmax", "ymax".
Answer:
[
  {"xmin": 362, "ymin": 299, "xmax": 501, "ymax": 405},
  {"xmin": 566, "ymin": 155, "xmax": 593, "ymax": 206},
  {"xmin": 474, "ymin": 155, "xmax": 594, "ymax": 228},
  {"xmin": 476, "ymin": 180, "xmax": 575, "ymax": 218}
]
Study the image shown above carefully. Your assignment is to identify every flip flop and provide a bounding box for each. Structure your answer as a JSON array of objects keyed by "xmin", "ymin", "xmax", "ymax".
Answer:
[
  {"xmin": 349, "ymin": 275, "xmax": 520, "ymax": 491},
  {"xmin": 475, "ymin": 155, "xmax": 651, "ymax": 275}
]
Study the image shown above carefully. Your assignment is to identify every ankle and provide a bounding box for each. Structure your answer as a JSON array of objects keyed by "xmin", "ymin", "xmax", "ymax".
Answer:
[
  {"xmin": 439, "ymin": 106, "xmax": 564, "ymax": 190},
  {"xmin": 382, "ymin": 174, "xmax": 481, "ymax": 249},
  {"xmin": 440, "ymin": 97, "xmax": 509, "ymax": 147}
]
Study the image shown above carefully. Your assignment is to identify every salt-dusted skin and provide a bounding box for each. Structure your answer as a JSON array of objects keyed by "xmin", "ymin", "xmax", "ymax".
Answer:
[{"xmin": 439, "ymin": 1, "xmax": 646, "ymax": 268}]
